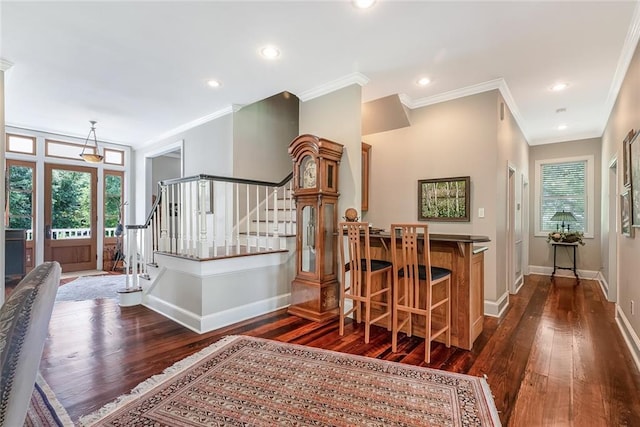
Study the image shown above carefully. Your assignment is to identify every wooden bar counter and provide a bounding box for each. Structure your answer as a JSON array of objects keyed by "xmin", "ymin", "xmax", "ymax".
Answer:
[{"xmin": 367, "ymin": 232, "xmax": 490, "ymax": 350}]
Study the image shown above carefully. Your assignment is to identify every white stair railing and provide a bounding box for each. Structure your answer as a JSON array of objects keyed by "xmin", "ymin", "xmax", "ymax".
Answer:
[{"xmin": 123, "ymin": 172, "xmax": 295, "ymax": 287}]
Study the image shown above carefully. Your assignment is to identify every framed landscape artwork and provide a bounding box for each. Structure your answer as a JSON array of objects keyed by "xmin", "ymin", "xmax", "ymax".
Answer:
[
  {"xmin": 631, "ymin": 131, "xmax": 640, "ymax": 227},
  {"xmin": 418, "ymin": 176, "xmax": 470, "ymax": 222},
  {"xmin": 621, "ymin": 190, "xmax": 633, "ymax": 237}
]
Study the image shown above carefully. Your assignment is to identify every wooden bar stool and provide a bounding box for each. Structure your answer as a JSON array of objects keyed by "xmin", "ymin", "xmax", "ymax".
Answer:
[
  {"xmin": 338, "ymin": 222, "xmax": 393, "ymax": 343},
  {"xmin": 390, "ymin": 223, "xmax": 451, "ymax": 363}
]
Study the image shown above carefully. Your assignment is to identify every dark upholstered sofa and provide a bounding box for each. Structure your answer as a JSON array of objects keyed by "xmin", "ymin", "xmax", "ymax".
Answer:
[{"xmin": 0, "ymin": 261, "xmax": 61, "ymax": 426}]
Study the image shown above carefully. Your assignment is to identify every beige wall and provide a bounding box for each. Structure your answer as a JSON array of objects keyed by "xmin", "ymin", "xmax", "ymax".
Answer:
[
  {"xmin": 299, "ymin": 84, "xmax": 362, "ymax": 218},
  {"xmin": 528, "ymin": 138, "xmax": 602, "ymax": 271},
  {"xmin": 363, "ymin": 90, "xmax": 506, "ymax": 302},
  {"xmin": 497, "ymin": 93, "xmax": 530, "ymax": 298},
  {"xmin": 601, "ymin": 40, "xmax": 640, "ymax": 342}
]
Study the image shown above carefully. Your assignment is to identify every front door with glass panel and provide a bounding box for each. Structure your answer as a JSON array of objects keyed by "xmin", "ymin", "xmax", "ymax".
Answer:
[
  {"xmin": 5, "ymin": 160, "xmax": 36, "ymax": 272},
  {"xmin": 44, "ymin": 163, "xmax": 97, "ymax": 272}
]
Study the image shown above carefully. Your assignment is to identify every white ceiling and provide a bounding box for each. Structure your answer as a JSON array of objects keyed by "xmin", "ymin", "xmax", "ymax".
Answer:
[{"xmin": 1, "ymin": 1, "xmax": 639, "ymax": 149}]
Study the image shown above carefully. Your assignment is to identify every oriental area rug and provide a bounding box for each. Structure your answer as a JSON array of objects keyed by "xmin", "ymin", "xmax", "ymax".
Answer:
[{"xmin": 80, "ymin": 336, "xmax": 501, "ymax": 426}]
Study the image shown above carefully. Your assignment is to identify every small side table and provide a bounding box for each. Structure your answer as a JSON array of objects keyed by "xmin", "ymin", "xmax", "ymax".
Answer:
[{"xmin": 551, "ymin": 241, "xmax": 579, "ymax": 280}]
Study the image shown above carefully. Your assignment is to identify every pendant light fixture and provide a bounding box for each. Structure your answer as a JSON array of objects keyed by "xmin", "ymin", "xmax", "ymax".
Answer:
[{"xmin": 79, "ymin": 120, "xmax": 104, "ymax": 163}]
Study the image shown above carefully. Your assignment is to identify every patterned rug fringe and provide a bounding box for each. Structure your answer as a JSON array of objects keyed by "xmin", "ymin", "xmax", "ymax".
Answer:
[
  {"xmin": 78, "ymin": 335, "xmax": 240, "ymax": 426},
  {"xmin": 480, "ymin": 374, "xmax": 502, "ymax": 423},
  {"xmin": 26, "ymin": 372, "xmax": 74, "ymax": 426}
]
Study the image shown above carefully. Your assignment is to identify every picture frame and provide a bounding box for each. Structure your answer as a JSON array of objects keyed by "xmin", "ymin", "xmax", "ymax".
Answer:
[
  {"xmin": 621, "ymin": 190, "xmax": 633, "ymax": 237},
  {"xmin": 418, "ymin": 176, "xmax": 470, "ymax": 222},
  {"xmin": 631, "ymin": 131, "xmax": 640, "ymax": 227},
  {"xmin": 623, "ymin": 129, "xmax": 635, "ymax": 188}
]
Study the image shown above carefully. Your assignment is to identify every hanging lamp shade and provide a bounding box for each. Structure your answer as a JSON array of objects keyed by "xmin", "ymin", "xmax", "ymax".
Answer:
[{"xmin": 79, "ymin": 120, "xmax": 104, "ymax": 163}]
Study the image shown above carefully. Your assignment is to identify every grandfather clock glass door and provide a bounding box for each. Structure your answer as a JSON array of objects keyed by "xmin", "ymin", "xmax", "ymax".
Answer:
[{"xmin": 300, "ymin": 204, "xmax": 316, "ymax": 274}]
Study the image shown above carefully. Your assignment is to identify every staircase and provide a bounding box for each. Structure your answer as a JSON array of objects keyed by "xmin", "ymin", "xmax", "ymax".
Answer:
[{"xmin": 121, "ymin": 172, "xmax": 297, "ymax": 333}]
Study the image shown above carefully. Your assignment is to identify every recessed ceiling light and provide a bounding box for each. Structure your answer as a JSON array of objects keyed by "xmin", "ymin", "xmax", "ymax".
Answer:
[
  {"xmin": 557, "ymin": 124, "xmax": 568, "ymax": 130},
  {"xmin": 207, "ymin": 79, "xmax": 221, "ymax": 88},
  {"xmin": 417, "ymin": 77, "xmax": 431, "ymax": 87},
  {"xmin": 353, "ymin": 0, "xmax": 376, "ymax": 9},
  {"xmin": 551, "ymin": 82, "xmax": 569, "ymax": 92},
  {"xmin": 260, "ymin": 45, "xmax": 280, "ymax": 60}
]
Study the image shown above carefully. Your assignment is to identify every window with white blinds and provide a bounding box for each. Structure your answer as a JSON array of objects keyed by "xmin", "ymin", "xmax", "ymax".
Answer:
[{"xmin": 535, "ymin": 155, "xmax": 594, "ymax": 237}]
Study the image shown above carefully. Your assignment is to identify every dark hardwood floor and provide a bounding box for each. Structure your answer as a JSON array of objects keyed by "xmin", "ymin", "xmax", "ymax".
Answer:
[{"xmin": 38, "ymin": 274, "xmax": 640, "ymax": 425}]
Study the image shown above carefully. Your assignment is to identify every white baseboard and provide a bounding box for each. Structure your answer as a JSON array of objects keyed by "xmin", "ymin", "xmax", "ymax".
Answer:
[
  {"xmin": 484, "ymin": 291, "xmax": 509, "ymax": 318},
  {"xmin": 200, "ymin": 293, "xmax": 290, "ymax": 333},
  {"xmin": 144, "ymin": 294, "xmax": 203, "ymax": 333},
  {"xmin": 597, "ymin": 271, "xmax": 609, "ymax": 300},
  {"xmin": 528, "ymin": 265, "xmax": 600, "ymax": 280},
  {"xmin": 144, "ymin": 293, "xmax": 291, "ymax": 334},
  {"xmin": 615, "ymin": 305, "xmax": 640, "ymax": 373}
]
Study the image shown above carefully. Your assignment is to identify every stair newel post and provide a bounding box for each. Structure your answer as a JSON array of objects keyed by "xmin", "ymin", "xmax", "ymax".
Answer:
[
  {"xmin": 124, "ymin": 226, "xmax": 139, "ymax": 290},
  {"xmin": 265, "ymin": 185, "xmax": 270, "ymax": 248},
  {"xmin": 245, "ymin": 184, "xmax": 250, "ymax": 248},
  {"xmin": 132, "ymin": 229, "xmax": 139, "ymax": 289},
  {"xmin": 256, "ymin": 184, "xmax": 260, "ymax": 250},
  {"xmin": 159, "ymin": 184, "xmax": 169, "ymax": 252},
  {"xmin": 125, "ymin": 227, "xmax": 131, "ymax": 289},
  {"xmin": 139, "ymin": 226, "xmax": 150, "ymax": 280},
  {"xmin": 235, "ymin": 182, "xmax": 240, "ymax": 252},
  {"xmin": 197, "ymin": 179, "xmax": 208, "ymax": 258},
  {"xmin": 211, "ymin": 181, "xmax": 217, "ymax": 258},
  {"xmin": 178, "ymin": 182, "xmax": 185, "ymax": 256},
  {"xmin": 273, "ymin": 186, "xmax": 279, "ymax": 238},
  {"xmin": 169, "ymin": 184, "xmax": 176, "ymax": 254}
]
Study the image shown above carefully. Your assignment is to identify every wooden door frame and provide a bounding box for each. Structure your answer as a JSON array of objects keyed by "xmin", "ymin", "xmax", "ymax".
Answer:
[{"xmin": 44, "ymin": 163, "xmax": 97, "ymax": 272}]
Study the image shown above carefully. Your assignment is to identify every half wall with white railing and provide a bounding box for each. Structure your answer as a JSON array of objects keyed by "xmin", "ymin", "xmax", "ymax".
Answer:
[{"xmin": 123, "ymin": 172, "xmax": 295, "ymax": 290}]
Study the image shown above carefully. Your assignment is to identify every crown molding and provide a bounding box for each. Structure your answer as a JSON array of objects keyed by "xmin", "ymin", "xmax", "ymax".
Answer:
[
  {"xmin": 528, "ymin": 130, "xmax": 602, "ymax": 146},
  {"xmin": 143, "ymin": 106, "xmax": 233, "ymax": 147},
  {"xmin": 496, "ymin": 78, "xmax": 529, "ymax": 142},
  {"xmin": 297, "ymin": 72, "xmax": 370, "ymax": 102},
  {"xmin": 0, "ymin": 58, "xmax": 14, "ymax": 72},
  {"xmin": 400, "ymin": 78, "xmax": 503, "ymax": 109},
  {"xmin": 601, "ymin": 1, "xmax": 640, "ymax": 132},
  {"xmin": 399, "ymin": 77, "xmax": 531, "ymax": 144}
]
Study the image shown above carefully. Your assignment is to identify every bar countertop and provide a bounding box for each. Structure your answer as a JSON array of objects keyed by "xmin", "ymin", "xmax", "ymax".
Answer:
[{"xmin": 372, "ymin": 231, "xmax": 491, "ymax": 244}]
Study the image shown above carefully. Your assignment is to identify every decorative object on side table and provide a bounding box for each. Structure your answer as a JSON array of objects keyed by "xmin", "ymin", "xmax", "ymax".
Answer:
[{"xmin": 547, "ymin": 230, "xmax": 585, "ymax": 245}]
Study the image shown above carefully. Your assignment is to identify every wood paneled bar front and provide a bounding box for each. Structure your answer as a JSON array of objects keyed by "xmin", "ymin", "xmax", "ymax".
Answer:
[{"xmin": 367, "ymin": 232, "xmax": 490, "ymax": 350}]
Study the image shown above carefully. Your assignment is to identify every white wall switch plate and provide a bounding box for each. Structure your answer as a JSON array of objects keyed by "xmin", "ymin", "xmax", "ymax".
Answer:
[{"xmin": 478, "ymin": 208, "xmax": 485, "ymax": 218}]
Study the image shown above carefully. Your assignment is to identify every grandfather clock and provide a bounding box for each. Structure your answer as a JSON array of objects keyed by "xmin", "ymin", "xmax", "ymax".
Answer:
[{"xmin": 288, "ymin": 134, "xmax": 344, "ymax": 321}]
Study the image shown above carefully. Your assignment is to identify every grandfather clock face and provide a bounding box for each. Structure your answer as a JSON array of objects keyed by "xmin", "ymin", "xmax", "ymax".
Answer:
[{"xmin": 300, "ymin": 155, "xmax": 317, "ymax": 189}]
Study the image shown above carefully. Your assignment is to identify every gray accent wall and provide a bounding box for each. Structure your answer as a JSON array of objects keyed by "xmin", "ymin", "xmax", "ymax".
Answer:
[
  {"xmin": 233, "ymin": 92, "xmax": 299, "ymax": 182},
  {"xmin": 134, "ymin": 114, "xmax": 234, "ymax": 222}
]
